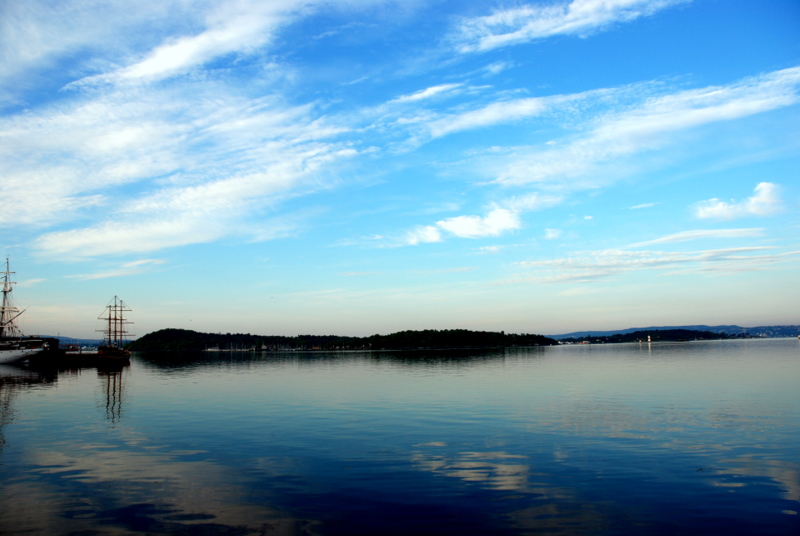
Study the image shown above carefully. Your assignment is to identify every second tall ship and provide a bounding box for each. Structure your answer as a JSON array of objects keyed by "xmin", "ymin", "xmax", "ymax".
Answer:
[{"xmin": 97, "ymin": 296, "xmax": 133, "ymax": 360}]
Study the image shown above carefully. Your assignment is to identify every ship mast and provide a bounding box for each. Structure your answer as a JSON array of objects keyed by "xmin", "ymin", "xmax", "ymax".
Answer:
[
  {"xmin": 98, "ymin": 296, "xmax": 133, "ymax": 348},
  {"xmin": 1, "ymin": 257, "xmax": 25, "ymax": 339}
]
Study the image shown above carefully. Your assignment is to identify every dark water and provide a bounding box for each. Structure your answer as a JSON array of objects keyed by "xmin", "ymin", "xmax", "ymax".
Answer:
[{"xmin": 1, "ymin": 339, "xmax": 799, "ymax": 535}]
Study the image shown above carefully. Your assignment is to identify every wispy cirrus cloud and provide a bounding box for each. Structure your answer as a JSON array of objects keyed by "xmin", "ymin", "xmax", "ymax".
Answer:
[
  {"xmin": 392, "ymin": 83, "xmax": 463, "ymax": 103},
  {"xmin": 0, "ymin": 1, "xmax": 168, "ymax": 104},
  {"xmin": 427, "ymin": 97, "xmax": 549, "ymax": 138},
  {"xmin": 0, "ymin": 85, "xmax": 196, "ymax": 216},
  {"xmin": 3, "ymin": 66, "xmax": 355, "ymax": 255},
  {"xmin": 517, "ymin": 246, "xmax": 797, "ymax": 283},
  {"xmin": 3, "ymin": 0, "xmax": 377, "ymax": 261},
  {"xmin": 385, "ymin": 67, "xmax": 799, "ymax": 202},
  {"xmin": 516, "ymin": 225, "xmax": 792, "ymax": 283},
  {"xmin": 67, "ymin": 259, "xmax": 166, "ymax": 280},
  {"xmin": 627, "ymin": 228, "xmax": 765, "ymax": 248},
  {"xmin": 495, "ymin": 67, "xmax": 800, "ymax": 188},
  {"xmin": 417, "ymin": 88, "xmax": 608, "ymax": 141},
  {"xmin": 544, "ymin": 228, "xmax": 563, "ymax": 240},
  {"xmin": 694, "ymin": 182, "xmax": 783, "ymax": 220},
  {"xmin": 451, "ymin": 0, "xmax": 689, "ymax": 53},
  {"xmin": 68, "ymin": 0, "xmax": 318, "ymax": 88},
  {"xmin": 31, "ymin": 140, "xmax": 357, "ymax": 257}
]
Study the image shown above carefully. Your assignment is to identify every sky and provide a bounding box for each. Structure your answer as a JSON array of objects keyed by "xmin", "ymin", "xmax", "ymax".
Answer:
[{"xmin": 2, "ymin": 0, "xmax": 799, "ymax": 339}]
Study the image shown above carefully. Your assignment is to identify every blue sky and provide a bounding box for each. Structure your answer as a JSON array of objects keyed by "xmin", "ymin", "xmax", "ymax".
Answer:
[{"xmin": 2, "ymin": 0, "xmax": 799, "ymax": 339}]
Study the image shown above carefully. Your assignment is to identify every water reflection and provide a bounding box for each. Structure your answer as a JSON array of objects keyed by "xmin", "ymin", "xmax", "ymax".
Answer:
[
  {"xmin": 0, "ymin": 362, "xmax": 314, "ymax": 534},
  {"xmin": 408, "ymin": 445, "xmax": 637, "ymax": 534},
  {"xmin": 99, "ymin": 368, "xmax": 125, "ymax": 425},
  {"xmin": 412, "ymin": 447, "xmax": 533, "ymax": 492},
  {"xmin": 14, "ymin": 446, "xmax": 309, "ymax": 535},
  {"xmin": 716, "ymin": 456, "xmax": 800, "ymax": 505},
  {"xmin": 1, "ymin": 340, "xmax": 799, "ymax": 535},
  {"xmin": 133, "ymin": 346, "xmax": 541, "ymax": 373},
  {"xmin": 0, "ymin": 364, "xmax": 56, "ymax": 454}
]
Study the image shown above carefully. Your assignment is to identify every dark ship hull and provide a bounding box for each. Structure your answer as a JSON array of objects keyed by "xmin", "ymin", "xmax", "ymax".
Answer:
[{"xmin": 97, "ymin": 345, "xmax": 131, "ymax": 360}]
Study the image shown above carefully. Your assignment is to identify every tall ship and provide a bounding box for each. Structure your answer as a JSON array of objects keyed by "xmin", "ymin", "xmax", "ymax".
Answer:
[
  {"xmin": 0, "ymin": 258, "xmax": 46, "ymax": 364},
  {"xmin": 97, "ymin": 296, "xmax": 133, "ymax": 359}
]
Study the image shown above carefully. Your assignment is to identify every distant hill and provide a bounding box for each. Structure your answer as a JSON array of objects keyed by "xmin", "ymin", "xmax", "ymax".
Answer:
[{"xmin": 549, "ymin": 325, "xmax": 800, "ymax": 340}]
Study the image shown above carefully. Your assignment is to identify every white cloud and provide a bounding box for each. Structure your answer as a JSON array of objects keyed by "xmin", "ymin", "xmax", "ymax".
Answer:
[
  {"xmin": 518, "ymin": 246, "xmax": 796, "ymax": 283},
  {"xmin": 34, "ymin": 216, "xmax": 224, "ymax": 258},
  {"xmin": 70, "ymin": 0, "xmax": 313, "ymax": 87},
  {"xmin": 484, "ymin": 61, "xmax": 513, "ymax": 76},
  {"xmin": 628, "ymin": 228, "xmax": 765, "ymax": 248},
  {"xmin": 695, "ymin": 182, "xmax": 783, "ymax": 220},
  {"xmin": 395, "ymin": 193, "xmax": 563, "ymax": 247},
  {"xmin": 0, "ymin": 1, "xmax": 172, "ymax": 103},
  {"xmin": 428, "ymin": 97, "xmax": 548, "ymax": 138},
  {"xmin": 3, "ymin": 75, "xmax": 357, "ymax": 256},
  {"xmin": 452, "ymin": 0, "xmax": 689, "ymax": 53},
  {"xmin": 495, "ymin": 67, "xmax": 800, "ymax": 188},
  {"xmin": 503, "ymin": 192, "xmax": 564, "ymax": 212},
  {"xmin": 393, "ymin": 84, "xmax": 462, "ymax": 103},
  {"xmin": 398, "ymin": 208, "xmax": 518, "ymax": 246},
  {"xmin": 31, "ymin": 139, "xmax": 356, "ymax": 258},
  {"xmin": 67, "ymin": 259, "xmax": 166, "ymax": 280},
  {"xmin": 418, "ymin": 88, "xmax": 608, "ymax": 141},
  {"xmin": 404, "ymin": 225, "xmax": 442, "ymax": 245},
  {"xmin": 544, "ymin": 228, "xmax": 562, "ymax": 240},
  {"xmin": 437, "ymin": 208, "xmax": 521, "ymax": 238}
]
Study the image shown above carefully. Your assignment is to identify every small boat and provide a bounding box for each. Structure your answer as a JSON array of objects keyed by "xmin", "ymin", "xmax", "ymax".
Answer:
[
  {"xmin": 96, "ymin": 296, "xmax": 133, "ymax": 360},
  {"xmin": 0, "ymin": 258, "xmax": 46, "ymax": 364}
]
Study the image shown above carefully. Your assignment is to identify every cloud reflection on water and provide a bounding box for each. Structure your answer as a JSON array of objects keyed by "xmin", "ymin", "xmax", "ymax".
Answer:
[
  {"xmin": 410, "ymin": 444, "xmax": 614, "ymax": 533},
  {"xmin": 10, "ymin": 444, "xmax": 316, "ymax": 535},
  {"xmin": 0, "ymin": 370, "xmax": 316, "ymax": 536}
]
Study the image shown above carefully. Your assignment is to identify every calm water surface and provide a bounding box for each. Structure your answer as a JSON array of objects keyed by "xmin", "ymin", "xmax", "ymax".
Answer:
[{"xmin": 1, "ymin": 339, "xmax": 799, "ymax": 535}]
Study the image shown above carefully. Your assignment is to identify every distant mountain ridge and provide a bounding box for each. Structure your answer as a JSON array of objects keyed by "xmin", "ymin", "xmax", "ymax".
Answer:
[{"xmin": 548, "ymin": 325, "xmax": 800, "ymax": 340}]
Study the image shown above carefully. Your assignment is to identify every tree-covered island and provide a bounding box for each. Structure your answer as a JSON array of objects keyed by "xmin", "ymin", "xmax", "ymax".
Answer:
[{"xmin": 128, "ymin": 328, "xmax": 559, "ymax": 352}]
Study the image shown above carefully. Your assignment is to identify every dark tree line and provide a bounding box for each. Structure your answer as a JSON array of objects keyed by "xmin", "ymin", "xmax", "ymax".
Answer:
[
  {"xmin": 364, "ymin": 329, "xmax": 556, "ymax": 349},
  {"xmin": 127, "ymin": 328, "xmax": 558, "ymax": 352}
]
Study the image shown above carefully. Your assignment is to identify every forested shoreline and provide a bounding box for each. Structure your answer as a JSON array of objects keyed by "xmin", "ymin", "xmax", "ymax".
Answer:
[{"xmin": 127, "ymin": 328, "xmax": 559, "ymax": 351}]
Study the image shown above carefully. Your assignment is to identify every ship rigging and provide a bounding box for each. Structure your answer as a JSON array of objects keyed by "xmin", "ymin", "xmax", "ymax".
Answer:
[
  {"xmin": 97, "ymin": 296, "xmax": 133, "ymax": 359},
  {"xmin": 0, "ymin": 258, "xmax": 46, "ymax": 364}
]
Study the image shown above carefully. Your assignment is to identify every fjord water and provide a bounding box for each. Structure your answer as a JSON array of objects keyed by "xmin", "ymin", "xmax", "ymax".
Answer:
[{"xmin": 1, "ymin": 339, "xmax": 798, "ymax": 535}]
